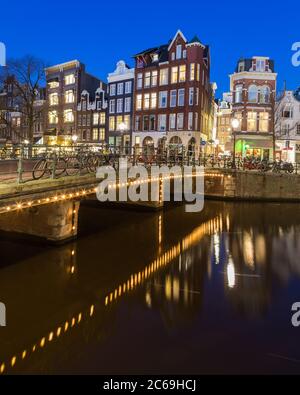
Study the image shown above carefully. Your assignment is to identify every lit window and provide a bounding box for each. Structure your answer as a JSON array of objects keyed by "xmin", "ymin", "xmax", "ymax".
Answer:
[
  {"xmin": 116, "ymin": 116, "xmax": 123, "ymax": 130},
  {"xmin": 93, "ymin": 113, "xmax": 99, "ymax": 125},
  {"xmin": 65, "ymin": 90, "xmax": 74, "ymax": 104},
  {"xmin": 151, "ymin": 93, "xmax": 157, "ymax": 109},
  {"xmin": 144, "ymin": 93, "xmax": 150, "ymax": 109},
  {"xmin": 64, "ymin": 109, "xmax": 74, "ymax": 123},
  {"xmin": 179, "ymin": 65, "xmax": 186, "ymax": 82},
  {"xmin": 48, "ymin": 81, "xmax": 59, "ymax": 89},
  {"xmin": 124, "ymin": 115, "xmax": 130, "ymax": 129},
  {"xmin": 100, "ymin": 113, "xmax": 106, "ymax": 124},
  {"xmin": 99, "ymin": 128, "xmax": 105, "ymax": 141},
  {"xmin": 259, "ymin": 112, "xmax": 269, "ymax": 132},
  {"xmin": 48, "ymin": 110, "xmax": 58, "ymax": 124},
  {"xmin": 93, "ymin": 128, "xmax": 99, "ymax": 140},
  {"xmin": 159, "ymin": 69, "xmax": 168, "ymax": 86},
  {"xmin": 49, "ymin": 93, "xmax": 59, "ymax": 106},
  {"xmin": 159, "ymin": 91, "xmax": 168, "ymax": 108},
  {"xmin": 135, "ymin": 136, "xmax": 140, "ymax": 145},
  {"xmin": 153, "ymin": 54, "xmax": 159, "ymax": 62},
  {"xmin": 64, "ymin": 74, "xmax": 75, "ymax": 85},
  {"xmin": 190, "ymin": 63, "xmax": 195, "ymax": 81},
  {"xmin": 109, "ymin": 116, "xmax": 115, "ymax": 131},
  {"xmin": 136, "ymin": 94, "xmax": 142, "ymax": 110},
  {"xmin": 247, "ymin": 111, "xmax": 257, "ymax": 131},
  {"xmin": 197, "ymin": 64, "xmax": 200, "ymax": 81},
  {"xmin": 152, "ymin": 71, "xmax": 158, "ymax": 87},
  {"xmin": 171, "ymin": 67, "xmax": 178, "ymax": 84}
]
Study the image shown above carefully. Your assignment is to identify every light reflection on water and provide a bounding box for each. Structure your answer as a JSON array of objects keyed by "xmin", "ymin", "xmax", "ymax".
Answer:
[{"xmin": 0, "ymin": 201, "xmax": 300, "ymax": 374}]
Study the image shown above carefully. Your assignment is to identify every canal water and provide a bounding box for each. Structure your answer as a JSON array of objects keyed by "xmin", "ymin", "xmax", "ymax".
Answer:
[{"xmin": 0, "ymin": 201, "xmax": 300, "ymax": 375}]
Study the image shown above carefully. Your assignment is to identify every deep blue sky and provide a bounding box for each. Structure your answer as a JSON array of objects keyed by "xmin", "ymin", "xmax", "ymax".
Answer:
[{"xmin": 1, "ymin": 0, "xmax": 299, "ymax": 97}]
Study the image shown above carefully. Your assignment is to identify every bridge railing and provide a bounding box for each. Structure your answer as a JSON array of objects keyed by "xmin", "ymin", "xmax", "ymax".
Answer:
[{"xmin": 0, "ymin": 143, "xmax": 300, "ymax": 185}]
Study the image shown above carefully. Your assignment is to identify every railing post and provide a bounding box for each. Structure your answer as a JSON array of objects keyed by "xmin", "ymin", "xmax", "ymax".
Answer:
[
  {"xmin": 17, "ymin": 144, "xmax": 24, "ymax": 184},
  {"xmin": 51, "ymin": 150, "xmax": 57, "ymax": 179}
]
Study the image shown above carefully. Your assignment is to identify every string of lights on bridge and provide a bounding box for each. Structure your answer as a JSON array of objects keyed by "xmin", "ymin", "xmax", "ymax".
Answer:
[
  {"xmin": 0, "ymin": 172, "xmax": 229, "ymax": 215},
  {"xmin": 0, "ymin": 214, "xmax": 226, "ymax": 375}
]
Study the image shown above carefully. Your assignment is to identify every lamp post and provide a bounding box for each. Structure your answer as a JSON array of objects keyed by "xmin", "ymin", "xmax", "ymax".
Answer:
[
  {"xmin": 118, "ymin": 122, "xmax": 128, "ymax": 156},
  {"xmin": 71, "ymin": 134, "xmax": 78, "ymax": 148},
  {"xmin": 231, "ymin": 118, "xmax": 240, "ymax": 167}
]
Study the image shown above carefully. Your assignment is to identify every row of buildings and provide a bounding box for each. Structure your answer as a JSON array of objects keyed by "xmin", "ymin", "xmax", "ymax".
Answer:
[{"xmin": 1, "ymin": 29, "xmax": 299, "ymax": 161}]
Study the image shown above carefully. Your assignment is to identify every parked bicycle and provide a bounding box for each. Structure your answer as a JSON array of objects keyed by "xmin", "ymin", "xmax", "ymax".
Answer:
[{"xmin": 32, "ymin": 153, "xmax": 67, "ymax": 180}]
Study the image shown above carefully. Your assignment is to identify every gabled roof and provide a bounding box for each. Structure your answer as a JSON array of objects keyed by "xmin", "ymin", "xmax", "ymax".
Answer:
[
  {"xmin": 189, "ymin": 35, "xmax": 201, "ymax": 44},
  {"xmin": 168, "ymin": 30, "xmax": 187, "ymax": 51}
]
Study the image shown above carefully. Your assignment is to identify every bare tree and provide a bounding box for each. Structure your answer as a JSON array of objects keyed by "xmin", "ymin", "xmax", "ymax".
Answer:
[{"xmin": 0, "ymin": 55, "xmax": 46, "ymax": 143}]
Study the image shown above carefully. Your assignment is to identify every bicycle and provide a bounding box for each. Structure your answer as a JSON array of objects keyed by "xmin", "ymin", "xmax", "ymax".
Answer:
[{"xmin": 32, "ymin": 153, "xmax": 67, "ymax": 180}]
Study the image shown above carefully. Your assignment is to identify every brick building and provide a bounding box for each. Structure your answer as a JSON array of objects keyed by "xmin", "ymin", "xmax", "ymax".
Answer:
[
  {"xmin": 45, "ymin": 60, "xmax": 102, "ymax": 145},
  {"xmin": 230, "ymin": 56, "xmax": 277, "ymax": 159},
  {"xmin": 132, "ymin": 30, "xmax": 212, "ymax": 153}
]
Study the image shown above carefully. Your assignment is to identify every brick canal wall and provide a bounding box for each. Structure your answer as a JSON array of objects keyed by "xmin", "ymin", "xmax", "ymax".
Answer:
[{"xmin": 205, "ymin": 170, "xmax": 300, "ymax": 202}]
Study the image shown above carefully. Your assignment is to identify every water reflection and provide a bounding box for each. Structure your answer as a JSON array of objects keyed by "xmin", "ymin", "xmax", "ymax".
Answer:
[{"xmin": 0, "ymin": 202, "xmax": 300, "ymax": 374}]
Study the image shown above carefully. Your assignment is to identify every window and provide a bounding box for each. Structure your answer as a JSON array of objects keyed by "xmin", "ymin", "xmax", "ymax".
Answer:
[
  {"xmin": 65, "ymin": 90, "xmax": 74, "ymax": 103},
  {"xmin": 170, "ymin": 90, "xmax": 177, "ymax": 107},
  {"xmin": 136, "ymin": 94, "xmax": 142, "ymax": 110},
  {"xmin": 169, "ymin": 114, "xmax": 176, "ymax": 130},
  {"xmin": 195, "ymin": 113, "xmax": 198, "ymax": 130},
  {"xmin": 189, "ymin": 87, "xmax": 194, "ymax": 105},
  {"xmin": 177, "ymin": 113, "xmax": 184, "ymax": 130},
  {"xmin": 282, "ymin": 104, "xmax": 293, "ymax": 118},
  {"xmin": 93, "ymin": 128, "xmax": 99, "ymax": 141},
  {"xmin": 109, "ymin": 116, "xmax": 115, "ymax": 131},
  {"xmin": 116, "ymin": 116, "xmax": 123, "ymax": 130},
  {"xmin": 49, "ymin": 93, "xmax": 59, "ymax": 106},
  {"xmin": 153, "ymin": 54, "xmax": 159, "ymax": 62},
  {"xmin": 48, "ymin": 110, "xmax": 58, "ymax": 124},
  {"xmin": 135, "ymin": 116, "xmax": 141, "ymax": 131},
  {"xmin": 124, "ymin": 115, "xmax": 130, "ymax": 129},
  {"xmin": 150, "ymin": 115, "xmax": 155, "ymax": 131},
  {"xmin": 143, "ymin": 115, "xmax": 149, "ymax": 131},
  {"xmin": 235, "ymin": 85, "xmax": 243, "ymax": 103},
  {"xmin": 159, "ymin": 91, "xmax": 168, "ymax": 108},
  {"xmin": 93, "ymin": 113, "xmax": 99, "ymax": 125},
  {"xmin": 82, "ymin": 115, "xmax": 86, "ymax": 126},
  {"xmin": 124, "ymin": 97, "xmax": 131, "ymax": 112},
  {"xmin": 179, "ymin": 65, "xmax": 186, "ymax": 82},
  {"xmin": 82, "ymin": 100, "xmax": 87, "ymax": 111},
  {"xmin": 178, "ymin": 89, "xmax": 185, "ymax": 106},
  {"xmin": 78, "ymin": 115, "xmax": 82, "ymax": 126},
  {"xmin": 176, "ymin": 45, "xmax": 182, "ymax": 60},
  {"xmin": 135, "ymin": 136, "xmax": 140, "ymax": 145},
  {"xmin": 109, "ymin": 99, "xmax": 115, "ymax": 114},
  {"xmin": 65, "ymin": 74, "xmax": 75, "ymax": 85},
  {"xmin": 100, "ymin": 113, "xmax": 106, "ymax": 124},
  {"xmin": 117, "ymin": 98, "xmax": 123, "ymax": 113},
  {"xmin": 158, "ymin": 114, "xmax": 167, "ymax": 131},
  {"xmin": 110, "ymin": 84, "xmax": 116, "ymax": 96},
  {"xmin": 259, "ymin": 86, "xmax": 270, "ymax": 103},
  {"xmin": 197, "ymin": 64, "xmax": 200, "ymax": 82},
  {"xmin": 160, "ymin": 69, "xmax": 168, "ymax": 85},
  {"xmin": 183, "ymin": 50, "xmax": 186, "ymax": 59},
  {"xmin": 117, "ymin": 83, "xmax": 124, "ymax": 95},
  {"xmin": 238, "ymin": 61, "xmax": 245, "ymax": 72},
  {"xmin": 297, "ymin": 124, "xmax": 300, "ymax": 135},
  {"xmin": 144, "ymin": 93, "xmax": 150, "ymax": 109},
  {"xmin": 256, "ymin": 59, "xmax": 265, "ymax": 72},
  {"xmin": 171, "ymin": 52, "xmax": 175, "ymax": 61},
  {"xmin": 171, "ymin": 67, "xmax": 178, "ymax": 84},
  {"xmin": 64, "ymin": 109, "xmax": 74, "ymax": 123},
  {"xmin": 188, "ymin": 112, "xmax": 193, "ymax": 130},
  {"xmin": 190, "ymin": 63, "xmax": 195, "ymax": 81},
  {"xmin": 247, "ymin": 111, "xmax": 257, "ymax": 131},
  {"xmin": 48, "ymin": 81, "xmax": 59, "ymax": 89},
  {"xmin": 151, "ymin": 93, "xmax": 157, "ymax": 109},
  {"xmin": 259, "ymin": 112, "xmax": 269, "ymax": 132},
  {"xmin": 99, "ymin": 128, "xmax": 105, "ymax": 141},
  {"xmin": 196, "ymin": 88, "xmax": 199, "ymax": 106},
  {"xmin": 248, "ymin": 85, "xmax": 258, "ymax": 103},
  {"xmin": 125, "ymin": 81, "xmax": 132, "ymax": 94},
  {"xmin": 152, "ymin": 71, "xmax": 158, "ymax": 87},
  {"xmin": 137, "ymin": 74, "xmax": 143, "ymax": 89},
  {"xmin": 145, "ymin": 72, "xmax": 151, "ymax": 88}
]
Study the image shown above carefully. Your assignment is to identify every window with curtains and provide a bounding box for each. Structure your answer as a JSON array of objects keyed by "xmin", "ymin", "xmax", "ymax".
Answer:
[
  {"xmin": 259, "ymin": 112, "xmax": 269, "ymax": 132},
  {"xmin": 247, "ymin": 111, "xmax": 257, "ymax": 131}
]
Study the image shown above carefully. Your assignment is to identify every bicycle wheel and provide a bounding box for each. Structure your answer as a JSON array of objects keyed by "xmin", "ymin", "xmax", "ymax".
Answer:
[
  {"xmin": 66, "ymin": 156, "xmax": 81, "ymax": 176},
  {"xmin": 32, "ymin": 159, "xmax": 48, "ymax": 180},
  {"xmin": 55, "ymin": 157, "xmax": 67, "ymax": 177}
]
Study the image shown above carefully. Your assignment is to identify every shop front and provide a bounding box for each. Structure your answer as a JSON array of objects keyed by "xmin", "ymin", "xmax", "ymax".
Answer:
[{"xmin": 234, "ymin": 136, "xmax": 274, "ymax": 160}]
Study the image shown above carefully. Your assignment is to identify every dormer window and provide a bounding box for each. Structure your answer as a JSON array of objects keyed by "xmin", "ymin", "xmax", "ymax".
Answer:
[
  {"xmin": 256, "ymin": 59, "xmax": 266, "ymax": 72},
  {"xmin": 176, "ymin": 45, "xmax": 182, "ymax": 60},
  {"xmin": 153, "ymin": 54, "xmax": 159, "ymax": 62},
  {"xmin": 238, "ymin": 62, "xmax": 245, "ymax": 72}
]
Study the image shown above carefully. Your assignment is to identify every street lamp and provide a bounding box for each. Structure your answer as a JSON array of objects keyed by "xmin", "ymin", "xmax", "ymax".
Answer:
[
  {"xmin": 71, "ymin": 135, "xmax": 78, "ymax": 148},
  {"xmin": 231, "ymin": 118, "xmax": 240, "ymax": 167}
]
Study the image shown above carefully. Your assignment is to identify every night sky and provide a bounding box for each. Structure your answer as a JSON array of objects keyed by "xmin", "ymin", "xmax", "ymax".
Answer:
[{"xmin": 1, "ymin": 0, "xmax": 299, "ymax": 96}]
